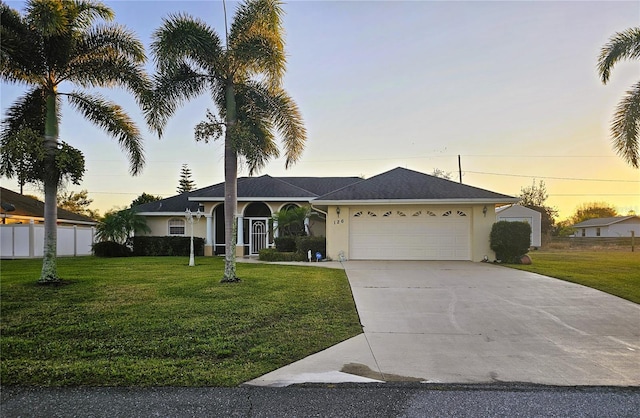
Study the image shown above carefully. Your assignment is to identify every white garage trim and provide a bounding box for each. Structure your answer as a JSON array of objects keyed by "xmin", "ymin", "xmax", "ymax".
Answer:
[{"xmin": 349, "ymin": 207, "xmax": 471, "ymax": 260}]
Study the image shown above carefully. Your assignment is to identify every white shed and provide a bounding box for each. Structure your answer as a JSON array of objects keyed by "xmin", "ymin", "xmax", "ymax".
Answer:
[{"xmin": 495, "ymin": 204, "xmax": 542, "ymax": 247}]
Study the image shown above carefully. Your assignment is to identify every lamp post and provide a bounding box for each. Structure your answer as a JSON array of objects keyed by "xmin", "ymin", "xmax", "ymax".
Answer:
[{"xmin": 186, "ymin": 208, "xmax": 202, "ymax": 266}]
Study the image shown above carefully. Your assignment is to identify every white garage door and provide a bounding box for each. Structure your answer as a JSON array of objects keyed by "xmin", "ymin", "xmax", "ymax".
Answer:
[{"xmin": 350, "ymin": 207, "xmax": 471, "ymax": 260}]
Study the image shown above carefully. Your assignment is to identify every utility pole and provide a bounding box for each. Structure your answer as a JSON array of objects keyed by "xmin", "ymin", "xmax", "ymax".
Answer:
[{"xmin": 458, "ymin": 155, "xmax": 462, "ymax": 184}]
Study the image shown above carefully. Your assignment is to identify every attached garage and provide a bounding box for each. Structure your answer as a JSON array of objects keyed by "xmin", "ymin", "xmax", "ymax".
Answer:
[
  {"xmin": 313, "ymin": 167, "xmax": 519, "ymax": 262},
  {"xmin": 349, "ymin": 206, "xmax": 471, "ymax": 260}
]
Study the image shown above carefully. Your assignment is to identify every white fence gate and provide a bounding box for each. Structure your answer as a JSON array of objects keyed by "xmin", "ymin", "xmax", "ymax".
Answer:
[{"xmin": 0, "ymin": 222, "xmax": 95, "ymax": 258}]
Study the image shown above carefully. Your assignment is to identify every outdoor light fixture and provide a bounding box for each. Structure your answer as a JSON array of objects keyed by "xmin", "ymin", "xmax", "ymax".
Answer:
[
  {"xmin": 482, "ymin": 205, "xmax": 488, "ymax": 217},
  {"xmin": 336, "ymin": 206, "xmax": 341, "ymax": 217},
  {"xmin": 185, "ymin": 208, "xmax": 203, "ymax": 266}
]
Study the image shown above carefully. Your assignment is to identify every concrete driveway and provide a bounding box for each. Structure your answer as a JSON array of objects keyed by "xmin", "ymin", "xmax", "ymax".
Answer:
[{"xmin": 247, "ymin": 261, "xmax": 640, "ymax": 387}]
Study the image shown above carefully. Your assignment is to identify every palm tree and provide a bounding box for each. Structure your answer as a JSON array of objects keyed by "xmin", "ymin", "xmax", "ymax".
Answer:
[
  {"xmin": 146, "ymin": 0, "xmax": 306, "ymax": 282},
  {"xmin": 96, "ymin": 208, "xmax": 150, "ymax": 244},
  {"xmin": 597, "ymin": 27, "xmax": 640, "ymax": 169},
  {"xmin": 0, "ymin": 0, "xmax": 149, "ymax": 283}
]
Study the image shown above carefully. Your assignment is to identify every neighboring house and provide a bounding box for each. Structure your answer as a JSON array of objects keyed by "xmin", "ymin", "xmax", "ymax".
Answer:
[
  {"xmin": 135, "ymin": 167, "xmax": 519, "ymax": 261},
  {"xmin": 495, "ymin": 204, "xmax": 542, "ymax": 247},
  {"xmin": 0, "ymin": 187, "xmax": 97, "ymax": 258},
  {"xmin": 571, "ymin": 216, "xmax": 640, "ymax": 238}
]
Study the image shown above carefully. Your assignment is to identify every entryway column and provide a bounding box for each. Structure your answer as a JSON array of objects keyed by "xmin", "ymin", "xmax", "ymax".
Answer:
[
  {"xmin": 236, "ymin": 215, "xmax": 244, "ymax": 257},
  {"xmin": 204, "ymin": 215, "xmax": 213, "ymax": 256}
]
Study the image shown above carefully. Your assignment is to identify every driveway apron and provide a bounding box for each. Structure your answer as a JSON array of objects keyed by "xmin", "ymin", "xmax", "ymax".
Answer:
[{"xmin": 246, "ymin": 261, "xmax": 640, "ymax": 387}]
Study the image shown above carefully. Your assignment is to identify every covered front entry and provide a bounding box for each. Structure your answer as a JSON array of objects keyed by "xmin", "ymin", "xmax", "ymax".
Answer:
[
  {"xmin": 242, "ymin": 202, "xmax": 272, "ymax": 256},
  {"xmin": 349, "ymin": 207, "xmax": 471, "ymax": 260}
]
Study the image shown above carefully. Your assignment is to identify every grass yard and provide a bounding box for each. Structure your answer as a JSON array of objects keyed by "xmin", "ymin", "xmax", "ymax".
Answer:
[
  {"xmin": 507, "ymin": 251, "xmax": 640, "ymax": 304},
  {"xmin": 0, "ymin": 257, "xmax": 361, "ymax": 387}
]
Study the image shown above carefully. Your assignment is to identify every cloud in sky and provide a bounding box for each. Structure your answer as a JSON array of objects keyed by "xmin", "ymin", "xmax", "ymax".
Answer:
[{"xmin": 2, "ymin": 0, "xmax": 639, "ymax": 219}]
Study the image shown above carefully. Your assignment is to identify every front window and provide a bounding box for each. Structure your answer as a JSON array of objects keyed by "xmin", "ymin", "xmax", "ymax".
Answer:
[
  {"xmin": 581, "ymin": 228, "xmax": 585, "ymax": 237},
  {"xmin": 596, "ymin": 227, "xmax": 601, "ymax": 237},
  {"xmin": 169, "ymin": 218, "xmax": 186, "ymax": 235}
]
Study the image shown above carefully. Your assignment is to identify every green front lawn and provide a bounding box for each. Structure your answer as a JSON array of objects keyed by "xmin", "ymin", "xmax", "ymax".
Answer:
[
  {"xmin": 0, "ymin": 257, "xmax": 361, "ymax": 386},
  {"xmin": 508, "ymin": 251, "xmax": 640, "ymax": 304}
]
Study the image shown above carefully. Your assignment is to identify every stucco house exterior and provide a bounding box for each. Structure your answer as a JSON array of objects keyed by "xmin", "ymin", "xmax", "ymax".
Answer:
[
  {"xmin": 134, "ymin": 167, "xmax": 519, "ymax": 261},
  {"xmin": 495, "ymin": 204, "xmax": 542, "ymax": 247},
  {"xmin": 571, "ymin": 216, "xmax": 640, "ymax": 238}
]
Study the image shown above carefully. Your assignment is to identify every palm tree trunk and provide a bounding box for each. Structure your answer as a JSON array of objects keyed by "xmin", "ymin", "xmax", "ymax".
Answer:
[
  {"xmin": 222, "ymin": 80, "xmax": 240, "ymax": 282},
  {"xmin": 39, "ymin": 92, "xmax": 60, "ymax": 284}
]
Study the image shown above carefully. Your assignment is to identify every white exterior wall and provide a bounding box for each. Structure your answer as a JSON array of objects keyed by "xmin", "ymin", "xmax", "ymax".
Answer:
[
  {"xmin": 1, "ymin": 223, "xmax": 95, "ymax": 258},
  {"xmin": 141, "ymin": 216, "xmax": 207, "ymax": 238},
  {"xmin": 580, "ymin": 220, "xmax": 640, "ymax": 238}
]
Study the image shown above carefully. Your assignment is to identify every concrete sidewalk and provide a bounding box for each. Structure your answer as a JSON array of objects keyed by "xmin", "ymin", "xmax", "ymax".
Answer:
[{"xmin": 247, "ymin": 261, "xmax": 640, "ymax": 387}]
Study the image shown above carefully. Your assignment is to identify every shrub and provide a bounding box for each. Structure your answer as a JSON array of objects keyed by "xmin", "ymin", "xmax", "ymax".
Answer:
[
  {"xmin": 131, "ymin": 236, "xmax": 205, "ymax": 256},
  {"xmin": 274, "ymin": 236, "xmax": 297, "ymax": 252},
  {"xmin": 259, "ymin": 248, "xmax": 306, "ymax": 262},
  {"xmin": 490, "ymin": 221, "xmax": 531, "ymax": 263},
  {"xmin": 295, "ymin": 236, "xmax": 327, "ymax": 260},
  {"xmin": 93, "ymin": 241, "xmax": 131, "ymax": 257}
]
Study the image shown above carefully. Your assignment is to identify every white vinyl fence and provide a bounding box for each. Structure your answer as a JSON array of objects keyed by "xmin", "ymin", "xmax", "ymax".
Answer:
[{"xmin": 0, "ymin": 222, "xmax": 95, "ymax": 258}]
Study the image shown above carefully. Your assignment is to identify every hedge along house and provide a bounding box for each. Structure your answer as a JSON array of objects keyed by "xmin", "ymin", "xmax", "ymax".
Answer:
[
  {"xmin": 134, "ymin": 167, "xmax": 519, "ymax": 261},
  {"xmin": 495, "ymin": 204, "xmax": 542, "ymax": 248}
]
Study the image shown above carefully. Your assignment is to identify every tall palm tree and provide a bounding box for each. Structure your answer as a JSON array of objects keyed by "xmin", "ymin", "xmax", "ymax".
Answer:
[
  {"xmin": 146, "ymin": 0, "xmax": 306, "ymax": 282},
  {"xmin": 0, "ymin": 0, "xmax": 149, "ymax": 283},
  {"xmin": 598, "ymin": 27, "xmax": 640, "ymax": 169}
]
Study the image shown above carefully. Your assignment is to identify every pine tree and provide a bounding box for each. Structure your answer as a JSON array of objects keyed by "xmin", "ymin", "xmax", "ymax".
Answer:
[{"xmin": 177, "ymin": 164, "xmax": 196, "ymax": 193}]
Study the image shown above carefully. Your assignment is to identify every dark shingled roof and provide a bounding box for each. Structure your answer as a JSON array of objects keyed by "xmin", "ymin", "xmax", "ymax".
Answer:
[
  {"xmin": 0, "ymin": 187, "xmax": 97, "ymax": 223},
  {"xmin": 133, "ymin": 192, "xmax": 199, "ymax": 213},
  {"xmin": 188, "ymin": 175, "xmax": 362, "ymax": 199},
  {"xmin": 315, "ymin": 167, "xmax": 516, "ymax": 201},
  {"xmin": 134, "ymin": 168, "xmax": 516, "ymax": 214}
]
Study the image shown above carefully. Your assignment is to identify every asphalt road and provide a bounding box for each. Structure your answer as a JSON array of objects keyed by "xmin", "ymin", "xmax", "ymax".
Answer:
[{"xmin": 2, "ymin": 384, "xmax": 639, "ymax": 417}]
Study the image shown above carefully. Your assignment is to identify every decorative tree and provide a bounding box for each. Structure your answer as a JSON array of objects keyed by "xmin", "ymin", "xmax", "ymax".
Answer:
[
  {"xmin": 146, "ymin": 0, "xmax": 306, "ymax": 282},
  {"xmin": 177, "ymin": 164, "xmax": 196, "ymax": 193},
  {"xmin": 57, "ymin": 189, "xmax": 95, "ymax": 218},
  {"xmin": 518, "ymin": 180, "xmax": 558, "ymax": 236},
  {"xmin": 1, "ymin": 1, "xmax": 149, "ymax": 284},
  {"xmin": 131, "ymin": 192, "xmax": 163, "ymax": 208},
  {"xmin": 570, "ymin": 202, "xmax": 618, "ymax": 225}
]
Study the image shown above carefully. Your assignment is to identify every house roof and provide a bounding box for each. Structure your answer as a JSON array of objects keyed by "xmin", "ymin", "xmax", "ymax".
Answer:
[
  {"xmin": 134, "ymin": 168, "xmax": 517, "ymax": 214},
  {"xmin": 572, "ymin": 216, "xmax": 640, "ymax": 228},
  {"xmin": 133, "ymin": 192, "xmax": 200, "ymax": 214},
  {"xmin": 0, "ymin": 187, "xmax": 97, "ymax": 224},
  {"xmin": 496, "ymin": 204, "xmax": 542, "ymax": 217},
  {"xmin": 188, "ymin": 175, "xmax": 362, "ymax": 201},
  {"xmin": 314, "ymin": 167, "xmax": 518, "ymax": 204}
]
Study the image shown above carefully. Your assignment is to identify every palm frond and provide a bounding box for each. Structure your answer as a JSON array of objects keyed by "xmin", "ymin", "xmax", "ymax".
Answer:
[
  {"xmin": 66, "ymin": 91, "xmax": 145, "ymax": 175},
  {"xmin": 237, "ymin": 81, "xmax": 306, "ymax": 168},
  {"xmin": 64, "ymin": 25, "xmax": 151, "ymax": 101},
  {"xmin": 151, "ymin": 13, "xmax": 224, "ymax": 74},
  {"xmin": 1, "ymin": 87, "xmax": 47, "ymax": 135},
  {"xmin": 144, "ymin": 64, "xmax": 210, "ymax": 137},
  {"xmin": 598, "ymin": 27, "xmax": 640, "ymax": 84},
  {"xmin": 70, "ymin": 0, "xmax": 114, "ymax": 29},
  {"xmin": 1, "ymin": 3, "xmax": 44, "ymax": 85},
  {"xmin": 77, "ymin": 24, "xmax": 147, "ymax": 63},
  {"xmin": 229, "ymin": 0, "xmax": 286, "ymax": 88},
  {"xmin": 610, "ymin": 81, "xmax": 640, "ymax": 168}
]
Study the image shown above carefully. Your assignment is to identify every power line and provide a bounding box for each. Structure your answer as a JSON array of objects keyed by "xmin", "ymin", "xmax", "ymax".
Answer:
[{"xmin": 466, "ymin": 171, "xmax": 640, "ymax": 183}]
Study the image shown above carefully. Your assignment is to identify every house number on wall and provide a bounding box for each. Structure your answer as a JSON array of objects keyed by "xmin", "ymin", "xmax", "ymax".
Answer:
[{"xmin": 333, "ymin": 219, "xmax": 344, "ymax": 225}]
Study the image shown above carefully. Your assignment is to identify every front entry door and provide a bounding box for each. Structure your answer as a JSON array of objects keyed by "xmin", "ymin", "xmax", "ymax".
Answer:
[{"xmin": 249, "ymin": 218, "xmax": 269, "ymax": 255}]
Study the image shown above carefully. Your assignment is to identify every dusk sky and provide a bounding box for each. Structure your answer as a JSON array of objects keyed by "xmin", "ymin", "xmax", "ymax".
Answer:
[{"xmin": 2, "ymin": 0, "xmax": 639, "ymax": 220}]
